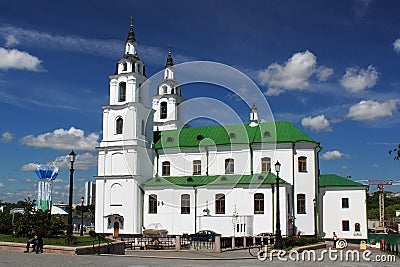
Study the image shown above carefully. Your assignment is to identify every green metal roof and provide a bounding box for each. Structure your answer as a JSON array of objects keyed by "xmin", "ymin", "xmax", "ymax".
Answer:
[
  {"xmin": 143, "ymin": 172, "xmax": 287, "ymax": 187},
  {"xmin": 319, "ymin": 174, "xmax": 365, "ymax": 188},
  {"xmin": 154, "ymin": 121, "xmax": 316, "ymax": 149}
]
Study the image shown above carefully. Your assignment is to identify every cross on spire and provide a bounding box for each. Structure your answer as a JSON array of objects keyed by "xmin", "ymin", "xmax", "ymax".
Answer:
[
  {"xmin": 130, "ymin": 16, "xmax": 133, "ymax": 27},
  {"xmin": 168, "ymin": 43, "xmax": 172, "ymax": 54}
]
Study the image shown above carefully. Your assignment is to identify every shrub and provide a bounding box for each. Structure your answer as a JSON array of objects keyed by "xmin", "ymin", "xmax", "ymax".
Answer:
[
  {"xmin": 283, "ymin": 237, "xmax": 318, "ymax": 248},
  {"xmin": 89, "ymin": 230, "xmax": 96, "ymax": 237},
  {"xmin": 0, "ymin": 224, "xmax": 13, "ymax": 235}
]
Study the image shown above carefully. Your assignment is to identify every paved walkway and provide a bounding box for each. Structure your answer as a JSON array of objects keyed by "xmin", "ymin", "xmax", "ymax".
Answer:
[{"xmin": 0, "ymin": 243, "xmax": 397, "ymax": 266}]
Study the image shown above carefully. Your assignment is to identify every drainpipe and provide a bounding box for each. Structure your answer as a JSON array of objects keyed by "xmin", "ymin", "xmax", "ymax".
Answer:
[
  {"xmin": 141, "ymin": 187, "xmax": 145, "ymax": 232},
  {"xmin": 291, "ymin": 142, "xmax": 296, "ymax": 237},
  {"xmin": 249, "ymin": 143, "xmax": 254, "ymax": 175},
  {"xmin": 194, "ymin": 187, "xmax": 198, "ymax": 233},
  {"xmin": 155, "ymin": 149, "xmax": 159, "ymax": 176},
  {"xmin": 205, "ymin": 147, "xmax": 209, "ymax": 176},
  {"xmin": 314, "ymin": 144, "xmax": 321, "ymax": 238}
]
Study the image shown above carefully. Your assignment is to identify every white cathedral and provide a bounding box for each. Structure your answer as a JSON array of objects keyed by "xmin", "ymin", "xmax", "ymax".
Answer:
[{"xmin": 94, "ymin": 22, "xmax": 368, "ymax": 241}]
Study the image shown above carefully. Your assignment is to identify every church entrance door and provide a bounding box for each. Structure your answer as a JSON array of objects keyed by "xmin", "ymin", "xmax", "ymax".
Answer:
[{"xmin": 114, "ymin": 221, "xmax": 119, "ymax": 237}]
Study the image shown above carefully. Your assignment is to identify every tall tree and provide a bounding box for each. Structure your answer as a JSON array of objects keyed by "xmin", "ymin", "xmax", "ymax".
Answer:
[{"xmin": 388, "ymin": 144, "xmax": 400, "ymax": 160}]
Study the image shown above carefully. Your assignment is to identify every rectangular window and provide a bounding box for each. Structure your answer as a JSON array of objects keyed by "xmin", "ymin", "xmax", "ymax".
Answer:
[
  {"xmin": 261, "ymin": 157, "xmax": 271, "ymax": 173},
  {"xmin": 193, "ymin": 160, "xmax": 201, "ymax": 175},
  {"xmin": 215, "ymin": 194, "xmax": 225, "ymax": 214},
  {"xmin": 342, "ymin": 198, "xmax": 349, "ymax": 209},
  {"xmin": 181, "ymin": 194, "xmax": 190, "ymax": 214},
  {"xmin": 297, "ymin": 194, "xmax": 306, "ymax": 214},
  {"xmin": 225, "ymin": 158, "xmax": 234, "ymax": 174},
  {"xmin": 298, "ymin": 157, "xmax": 307, "ymax": 172},
  {"xmin": 254, "ymin": 193, "xmax": 264, "ymax": 214},
  {"xmin": 149, "ymin": 194, "xmax": 157, "ymax": 214},
  {"xmin": 342, "ymin": 220, "xmax": 350, "ymax": 231},
  {"xmin": 162, "ymin": 161, "xmax": 170, "ymax": 176}
]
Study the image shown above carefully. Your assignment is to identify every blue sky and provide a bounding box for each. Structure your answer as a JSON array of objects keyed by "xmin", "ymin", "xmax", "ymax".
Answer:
[{"xmin": 0, "ymin": 0, "xmax": 399, "ymax": 203}]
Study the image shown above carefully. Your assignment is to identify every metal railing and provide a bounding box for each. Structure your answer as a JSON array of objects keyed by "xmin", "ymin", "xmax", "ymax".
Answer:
[{"xmin": 92, "ymin": 235, "xmax": 115, "ymax": 255}]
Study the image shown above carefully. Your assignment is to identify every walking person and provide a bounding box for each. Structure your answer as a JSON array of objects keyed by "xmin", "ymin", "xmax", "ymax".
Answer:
[{"xmin": 332, "ymin": 232, "xmax": 338, "ymax": 248}]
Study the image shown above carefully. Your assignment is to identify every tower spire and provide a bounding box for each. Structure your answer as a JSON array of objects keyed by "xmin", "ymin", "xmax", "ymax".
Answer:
[
  {"xmin": 249, "ymin": 103, "xmax": 259, "ymax": 127},
  {"xmin": 165, "ymin": 43, "xmax": 174, "ymax": 68},
  {"xmin": 126, "ymin": 16, "xmax": 136, "ymax": 44}
]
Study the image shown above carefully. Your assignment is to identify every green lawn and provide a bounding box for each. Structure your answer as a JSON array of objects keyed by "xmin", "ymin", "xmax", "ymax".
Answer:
[{"xmin": 0, "ymin": 234, "xmax": 109, "ymax": 247}]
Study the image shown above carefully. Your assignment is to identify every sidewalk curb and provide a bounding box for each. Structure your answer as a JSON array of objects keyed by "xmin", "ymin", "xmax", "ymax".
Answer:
[{"xmin": 105, "ymin": 254, "xmax": 256, "ymax": 260}]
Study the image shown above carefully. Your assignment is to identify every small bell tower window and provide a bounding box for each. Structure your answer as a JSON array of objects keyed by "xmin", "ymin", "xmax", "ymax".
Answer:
[
  {"xmin": 119, "ymin": 82, "xmax": 126, "ymax": 102},
  {"xmin": 160, "ymin": 102, "xmax": 167, "ymax": 119}
]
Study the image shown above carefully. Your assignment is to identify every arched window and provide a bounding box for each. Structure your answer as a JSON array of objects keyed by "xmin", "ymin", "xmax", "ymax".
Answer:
[
  {"xmin": 215, "ymin": 194, "xmax": 225, "ymax": 214},
  {"xmin": 254, "ymin": 193, "xmax": 264, "ymax": 214},
  {"xmin": 181, "ymin": 194, "xmax": 190, "ymax": 214},
  {"xmin": 163, "ymin": 86, "xmax": 167, "ymax": 94},
  {"xmin": 141, "ymin": 119, "xmax": 145, "ymax": 136},
  {"xmin": 160, "ymin": 102, "xmax": 167, "ymax": 119},
  {"xmin": 261, "ymin": 157, "xmax": 271, "ymax": 173},
  {"xmin": 354, "ymin": 222, "xmax": 361, "ymax": 232},
  {"xmin": 298, "ymin": 156, "xmax": 307, "ymax": 172},
  {"xmin": 193, "ymin": 160, "xmax": 201, "ymax": 175},
  {"xmin": 225, "ymin": 158, "xmax": 234, "ymax": 174},
  {"xmin": 297, "ymin": 194, "xmax": 306, "ymax": 214},
  {"xmin": 116, "ymin": 117, "xmax": 123, "ymax": 134},
  {"xmin": 162, "ymin": 161, "xmax": 170, "ymax": 176},
  {"xmin": 110, "ymin": 183, "xmax": 123, "ymax": 206},
  {"xmin": 122, "ymin": 63, "xmax": 127, "ymax": 71},
  {"xmin": 119, "ymin": 82, "xmax": 126, "ymax": 102},
  {"xmin": 171, "ymin": 88, "xmax": 174, "ymax": 94},
  {"xmin": 149, "ymin": 194, "xmax": 157, "ymax": 214}
]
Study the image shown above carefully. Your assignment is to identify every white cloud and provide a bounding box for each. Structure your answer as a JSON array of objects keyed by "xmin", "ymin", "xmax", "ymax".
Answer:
[
  {"xmin": 0, "ymin": 47, "xmax": 43, "ymax": 71},
  {"xmin": 341, "ymin": 165, "xmax": 349, "ymax": 170},
  {"xmin": 264, "ymin": 87, "xmax": 284, "ymax": 96},
  {"xmin": 340, "ymin": 65, "xmax": 378, "ymax": 93},
  {"xmin": 316, "ymin": 66, "xmax": 334, "ymax": 81},
  {"xmin": 301, "ymin": 114, "xmax": 332, "ymax": 132},
  {"xmin": 394, "ymin": 38, "xmax": 400, "ymax": 53},
  {"xmin": 20, "ymin": 127, "xmax": 99, "ymax": 151},
  {"xmin": 0, "ymin": 183, "xmax": 4, "ymax": 188},
  {"xmin": 20, "ymin": 163, "xmax": 38, "ymax": 172},
  {"xmin": 373, "ymin": 163, "xmax": 379, "ymax": 168},
  {"xmin": 321, "ymin": 150, "xmax": 349, "ymax": 160},
  {"xmin": 0, "ymin": 25, "xmax": 193, "ymax": 65},
  {"xmin": 51, "ymin": 153, "xmax": 97, "ymax": 170},
  {"xmin": 7, "ymin": 178, "xmax": 17, "ymax": 182},
  {"xmin": 4, "ymin": 34, "xmax": 19, "ymax": 47},
  {"xmin": 258, "ymin": 50, "xmax": 333, "ymax": 95},
  {"xmin": 1, "ymin": 132, "xmax": 13, "ymax": 143},
  {"xmin": 25, "ymin": 179, "xmax": 32, "ymax": 183},
  {"xmin": 21, "ymin": 153, "xmax": 97, "ymax": 172},
  {"xmin": 346, "ymin": 99, "xmax": 398, "ymax": 121}
]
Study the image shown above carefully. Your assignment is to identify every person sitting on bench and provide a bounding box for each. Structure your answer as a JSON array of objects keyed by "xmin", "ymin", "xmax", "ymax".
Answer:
[{"xmin": 24, "ymin": 228, "xmax": 43, "ymax": 253}]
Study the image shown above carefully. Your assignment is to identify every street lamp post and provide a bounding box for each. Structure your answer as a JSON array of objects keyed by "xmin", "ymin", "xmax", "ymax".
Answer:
[
  {"xmin": 274, "ymin": 161, "xmax": 283, "ymax": 249},
  {"xmin": 67, "ymin": 150, "xmax": 76, "ymax": 241},
  {"xmin": 80, "ymin": 197, "xmax": 84, "ymax": 236}
]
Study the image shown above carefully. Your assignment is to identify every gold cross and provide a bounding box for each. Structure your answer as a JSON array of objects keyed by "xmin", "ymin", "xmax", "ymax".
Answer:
[{"xmin": 130, "ymin": 16, "xmax": 133, "ymax": 27}]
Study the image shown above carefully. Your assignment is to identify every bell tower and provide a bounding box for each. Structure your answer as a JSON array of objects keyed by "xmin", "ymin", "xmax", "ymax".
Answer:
[
  {"xmin": 95, "ymin": 17, "xmax": 154, "ymax": 235},
  {"xmin": 152, "ymin": 45, "xmax": 185, "ymax": 131}
]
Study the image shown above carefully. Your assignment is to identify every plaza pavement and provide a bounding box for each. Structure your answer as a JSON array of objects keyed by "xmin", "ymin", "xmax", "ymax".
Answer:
[{"xmin": 0, "ymin": 244, "xmax": 397, "ymax": 266}]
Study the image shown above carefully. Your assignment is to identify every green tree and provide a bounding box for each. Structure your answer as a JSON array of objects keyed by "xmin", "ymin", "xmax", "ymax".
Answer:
[
  {"xmin": 388, "ymin": 144, "xmax": 400, "ymax": 160},
  {"xmin": 13, "ymin": 198, "xmax": 66, "ymax": 238}
]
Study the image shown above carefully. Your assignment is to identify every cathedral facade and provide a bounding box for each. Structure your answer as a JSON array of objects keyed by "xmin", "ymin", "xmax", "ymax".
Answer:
[{"xmin": 94, "ymin": 22, "xmax": 367, "ymax": 240}]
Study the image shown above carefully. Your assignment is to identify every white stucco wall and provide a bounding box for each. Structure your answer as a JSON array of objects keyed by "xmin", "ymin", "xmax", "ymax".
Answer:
[{"xmin": 320, "ymin": 188, "xmax": 367, "ymax": 240}]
